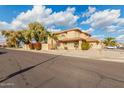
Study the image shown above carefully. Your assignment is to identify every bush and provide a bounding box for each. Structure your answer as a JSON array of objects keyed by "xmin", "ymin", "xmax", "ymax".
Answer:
[
  {"xmin": 29, "ymin": 43, "xmax": 34, "ymax": 50},
  {"xmin": 34, "ymin": 42, "xmax": 41, "ymax": 50},
  {"xmin": 81, "ymin": 41, "xmax": 91, "ymax": 50}
]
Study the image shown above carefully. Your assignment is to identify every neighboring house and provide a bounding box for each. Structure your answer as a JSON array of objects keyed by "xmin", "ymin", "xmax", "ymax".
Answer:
[{"xmin": 48, "ymin": 29, "xmax": 102, "ymax": 50}]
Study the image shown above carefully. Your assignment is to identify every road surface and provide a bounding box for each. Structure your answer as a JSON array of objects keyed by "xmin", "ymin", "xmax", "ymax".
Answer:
[{"xmin": 0, "ymin": 48, "xmax": 124, "ymax": 88}]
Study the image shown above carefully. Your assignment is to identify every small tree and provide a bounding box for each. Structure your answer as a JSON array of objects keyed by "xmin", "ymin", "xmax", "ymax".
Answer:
[{"xmin": 81, "ymin": 41, "xmax": 91, "ymax": 50}]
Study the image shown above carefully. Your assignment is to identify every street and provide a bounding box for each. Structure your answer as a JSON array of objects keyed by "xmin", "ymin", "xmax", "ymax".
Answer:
[{"xmin": 0, "ymin": 48, "xmax": 124, "ymax": 88}]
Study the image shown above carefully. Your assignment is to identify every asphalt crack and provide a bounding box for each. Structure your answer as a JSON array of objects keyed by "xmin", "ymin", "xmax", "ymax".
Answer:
[
  {"xmin": 13, "ymin": 56, "xmax": 31, "ymax": 87},
  {"xmin": 0, "ymin": 54, "xmax": 60, "ymax": 86}
]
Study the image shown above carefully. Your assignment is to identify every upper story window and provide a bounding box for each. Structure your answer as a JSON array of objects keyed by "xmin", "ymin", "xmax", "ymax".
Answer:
[
  {"xmin": 61, "ymin": 34, "xmax": 65, "ymax": 37},
  {"xmin": 59, "ymin": 34, "xmax": 66, "ymax": 40}
]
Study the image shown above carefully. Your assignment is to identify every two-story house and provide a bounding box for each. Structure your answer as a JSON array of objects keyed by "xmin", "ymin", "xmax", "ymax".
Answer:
[{"xmin": 48, "ymin": 29, "xmax": 102, "ymax": 50}]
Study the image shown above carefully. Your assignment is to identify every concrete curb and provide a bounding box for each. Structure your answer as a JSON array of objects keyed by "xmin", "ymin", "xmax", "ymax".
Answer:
[{"xmin": 5, "ymin": 48, "xmax": 124, "ymax": 63}]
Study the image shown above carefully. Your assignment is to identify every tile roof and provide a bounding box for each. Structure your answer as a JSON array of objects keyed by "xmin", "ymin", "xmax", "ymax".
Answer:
[
  {"xmin": 58, "ymin": 37, "xmax": 100, "ymax": 43},
  {"xmin": 58, "ymin": 37, "xmax": 85, "ymax": 42},
  {"xmin": 53, "ymin": 28, "xmax": 91, "ymax": 36}
]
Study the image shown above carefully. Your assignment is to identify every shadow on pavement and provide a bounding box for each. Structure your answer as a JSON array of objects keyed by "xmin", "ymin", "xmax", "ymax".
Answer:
[
  {"xmin": 0, "ymin": 55, "xmax": 59, "ymax": 83},
  {"xmin": 0, "ymin": 52, "xmax": 7, "ymax": 55},
  {"xmin": 0, "ymin": 65, "xmax": 36, "ymax": 83}
]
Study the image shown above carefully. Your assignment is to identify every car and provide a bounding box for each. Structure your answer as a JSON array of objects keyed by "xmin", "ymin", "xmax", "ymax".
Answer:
[{"xmin": 106, "ymin": 46, "xmax": 117, "ymax": 49}]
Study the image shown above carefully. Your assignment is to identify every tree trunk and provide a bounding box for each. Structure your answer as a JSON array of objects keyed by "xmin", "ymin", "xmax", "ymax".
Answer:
[{"xmin": 51, "ymin": 39, "xmax": 53, "ymax": 49}]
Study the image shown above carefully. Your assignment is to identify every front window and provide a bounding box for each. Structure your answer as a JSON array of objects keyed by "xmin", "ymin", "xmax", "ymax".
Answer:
[
  {"xmin": 74, "ymin": 42, "xmax": 79, "ymax": 49},
  {"xmin": 74, "ymin": 42, "xmax": 79, "ymax": 47}
]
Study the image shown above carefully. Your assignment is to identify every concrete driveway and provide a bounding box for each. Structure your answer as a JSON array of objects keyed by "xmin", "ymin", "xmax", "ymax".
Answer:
[{"xmin": 0, "ymin": 48, "xmax": 124, "ymax": 88}]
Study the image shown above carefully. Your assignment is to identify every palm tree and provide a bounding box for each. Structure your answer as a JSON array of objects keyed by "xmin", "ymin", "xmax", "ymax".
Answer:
[
  {"xmin": 1, "ymin": 22, "xmax": 50, "ymax": 49},
  {"xmin": 28, "ymin": 22, "xmax": 47, "ymax": 50},
  {"xmin": 103, "ymin": 37, "xmax": 117, "ymax": 46},
  {"xmin": 19, "ymin": 30, "xmax": 34, "ymax": 49},
  {"xmin": 28, "ymin": 22, "xmax": 47, "ymax": 42},
  {"xmin": 22, "ymin": 30, "xmax": 32, "ymax": 44},
  {"xmin": 48, "ymin": 32, "xmax": 58, "ymax": 49}
]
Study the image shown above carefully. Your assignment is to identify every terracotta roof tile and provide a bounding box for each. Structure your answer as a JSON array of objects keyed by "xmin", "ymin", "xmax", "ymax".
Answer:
[
  {"xmin": 58, "ymin": 37, "xmax": 100, "ymax": 43},
  {"xmin": 53, "ymin": 28, "xmax": 91, "ymax": 36},
  {"xmin": 58, "ymin": 37, "xmax": 85, "ymax": 42}
]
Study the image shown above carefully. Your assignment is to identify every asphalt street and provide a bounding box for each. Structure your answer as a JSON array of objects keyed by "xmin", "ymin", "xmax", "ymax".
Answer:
[{"xmin": 0, "ymin": 48, "xmax": 124, "ymax": 88}]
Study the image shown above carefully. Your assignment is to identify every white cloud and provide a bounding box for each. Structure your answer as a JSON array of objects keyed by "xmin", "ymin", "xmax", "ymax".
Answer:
[
  {"xmin": 0, "ymin": 21, "xmax": 12, "ymax": 30},
  {"xmin": 11, "ymin": 6, "xmax": 53, "ymax": 29},
  {"xmin": 118, "ymin": 29, "xmax": 124, "ymax": 33},
  {"xmin": 74, "ymin": 27, "xmax": 94, "ymax": 33},
  {"xmin": 11, "ymin": 6, "xmax": 79, "ymax": 30},
  {"xmin": 88, "ymin": 6, "xmax": 96, "ymax": 13},
  {"xmin": 116, "ymin": 18, "xmax": 124, "ymax": 26},
  {"xmin": 82, "ymin": 9, "xmax": 120, "ymax": 29},
  {"xmin": 47, "ymin": 28, "xmax": 61, "ymax": 32},
  {"xmin": 116, "ymin": 35, "xmax": 124, "ymax": 42},
  {"xmin": 85, "ymin": 28, "xmax": 94, "ymax": 33},
  {"xmin": 105, "ymin": 25, "xmax": 119, "ymax": 32},
  {"xmin": 81, "ymin": 8, "xmax": 124, "ymax": 35},
  {"xmin": 66, "ymin": 7, "xmax": 76, "ymax": 13},
  {"xmin": 82, "ymin": 6, "xmax": 96, "ymax": 17},
  {"xmin": 0, "ymin": 6, "xmax": 79, "ymax": 30},
  {"xmin": 92, "ymin": 34, "xmax": 105, "ymax": 40},
  {"xmin": 44, "ymin": 7, "xmax": 79, "ymax": 27}
]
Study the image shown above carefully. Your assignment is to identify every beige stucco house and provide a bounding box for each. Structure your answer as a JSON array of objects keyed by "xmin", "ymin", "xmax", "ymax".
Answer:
[{"xmin": 47, "ymin": 29, "xmax": 102, "ymax": 50}]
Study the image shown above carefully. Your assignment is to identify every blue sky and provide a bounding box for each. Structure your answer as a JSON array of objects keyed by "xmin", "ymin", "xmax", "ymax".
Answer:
[{"xmin": 0, "ymin": 5, "xmax": 124, "ymax": 43}]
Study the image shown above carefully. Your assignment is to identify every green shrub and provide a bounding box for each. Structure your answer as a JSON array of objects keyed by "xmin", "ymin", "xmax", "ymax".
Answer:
[{"xmin": 81, "ymin": 41, "xmax": 91, "ymax": 50}]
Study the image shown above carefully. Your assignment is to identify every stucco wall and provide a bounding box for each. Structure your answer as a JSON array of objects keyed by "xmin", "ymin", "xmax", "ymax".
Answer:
[
  {"xmin": 42, "ymin": 44, "xmax": 49, "ymax": 50},
  {"xmin": 48, "ymin": 30, "xmax": 102, "ymax": 50},
  {"xmin": 47, "ymin": 36, "xmax": 51, "ymax": 44},
  {"xmin": 80, "ymin": 33, "xmax": 90, "ymax": 39},
  {"xmin": 57, "ymin": 42, "xmax": 78, "ymax": 50},
  {"xmin": 57, "ymin": 43, "xmax": 64, "ymax": 49},
  {"xmin": 48, "ymin": 37, "xmax": 56, "ymax": 43},
  {"xmin": 67, "ymin": 43, "xmax": 75, "ymax": 49},
  {"xmin": 90, "ymin": 42, "xmax": 102, "ymax": 49},
  {"xmin": 57, "ymin": 33, "xmax": 67, "ymax": 40},
  {"xmin": 67, "ymin": 31, "xmax": 80, "ymax": 38},
  {"xmin": 23, "ymin": 44, "xmax": 30, "ymax": 50}
]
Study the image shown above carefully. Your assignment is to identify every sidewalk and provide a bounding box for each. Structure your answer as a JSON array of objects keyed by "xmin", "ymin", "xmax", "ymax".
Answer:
[{"xmin": 6, "ymin": 48, "xmax": 124, "ymax": 63}]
